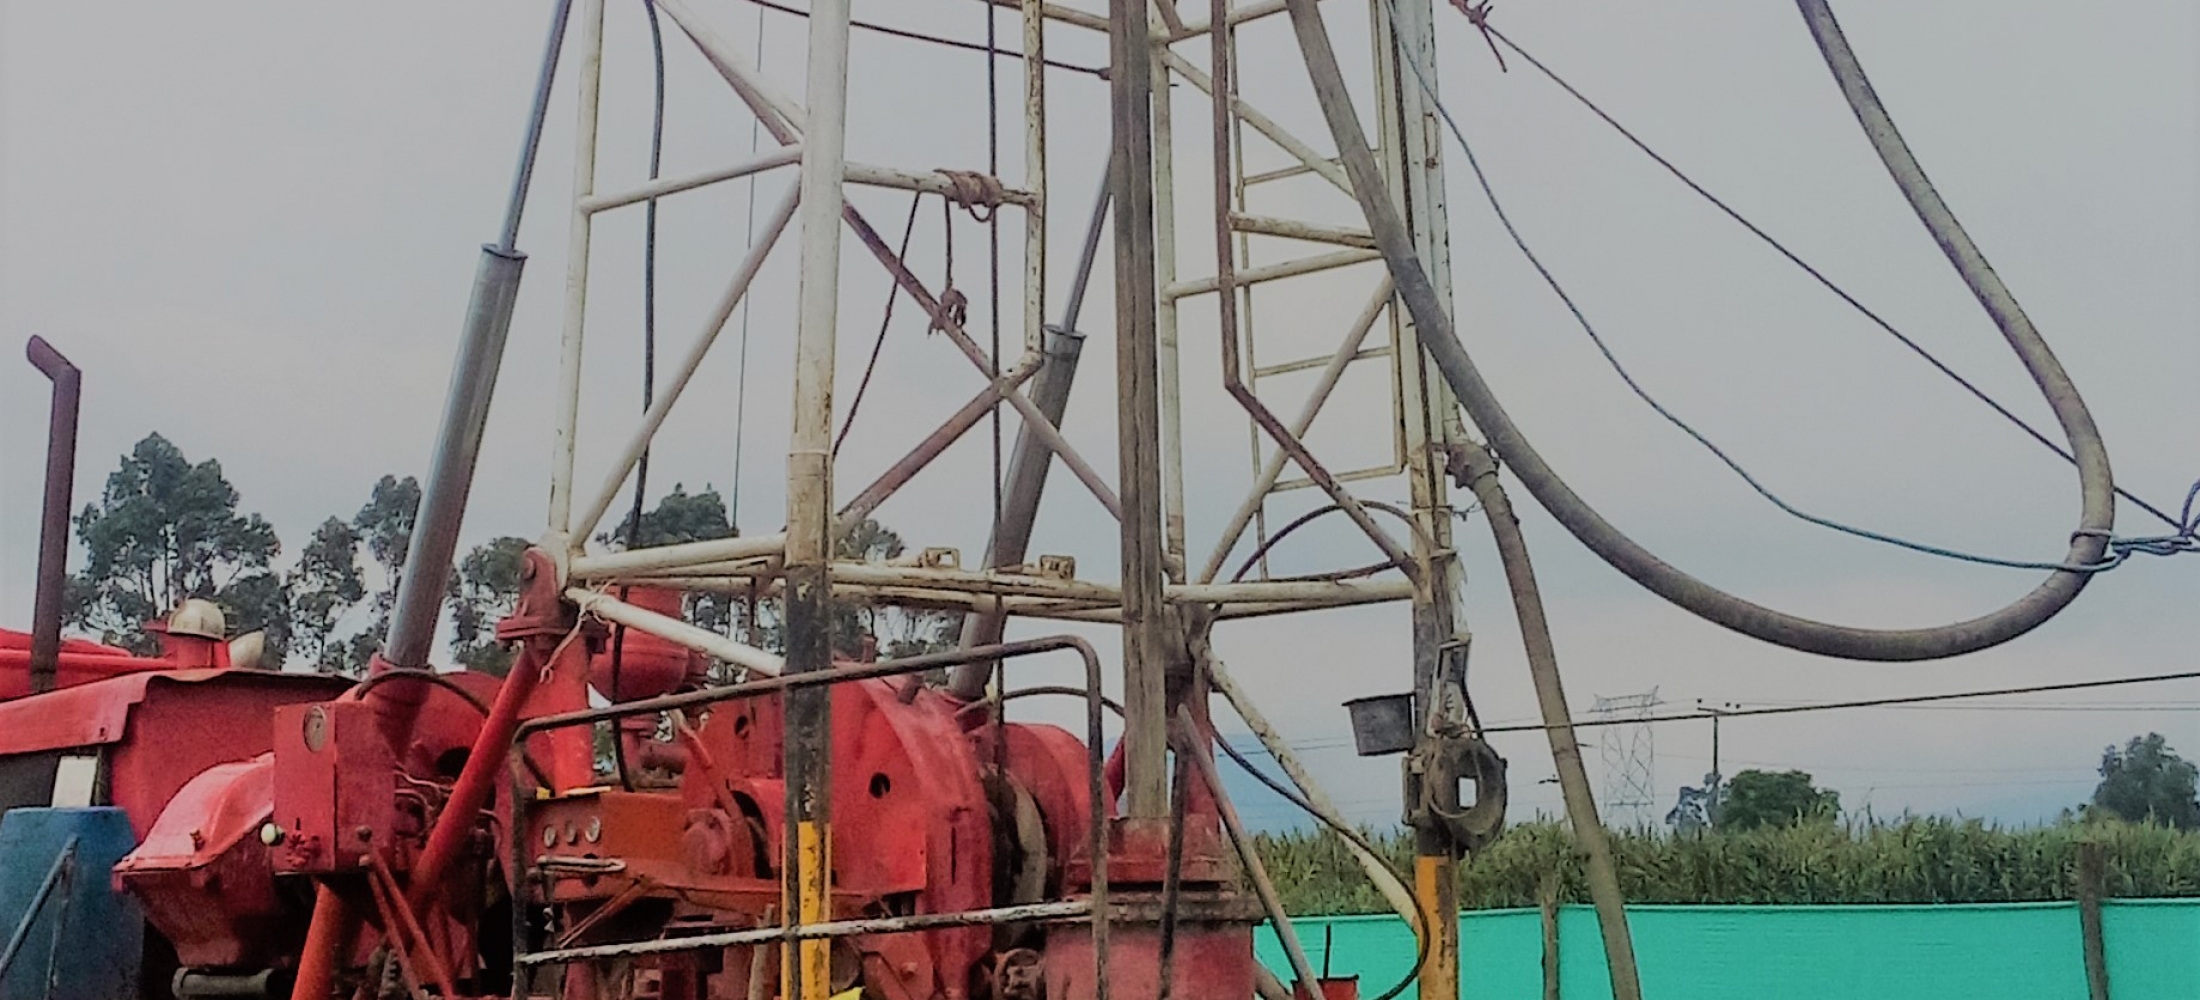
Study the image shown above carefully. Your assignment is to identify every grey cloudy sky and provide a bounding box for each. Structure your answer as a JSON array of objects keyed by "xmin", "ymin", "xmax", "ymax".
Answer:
[{"xmin": 3, "ymin": 1, "xmax": 2193, "ymax": 829}]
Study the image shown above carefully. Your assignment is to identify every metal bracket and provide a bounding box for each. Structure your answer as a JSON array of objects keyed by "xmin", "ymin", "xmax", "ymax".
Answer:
[{"xmin": 1404, "ymin": 733, "xmax": 1507, "ymax": 856}]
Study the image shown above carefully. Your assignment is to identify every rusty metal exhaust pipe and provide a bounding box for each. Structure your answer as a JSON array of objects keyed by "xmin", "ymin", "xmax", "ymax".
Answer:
[{"xmin": 26, "ymin": 337, "xmax": 80, "ymax": 695}]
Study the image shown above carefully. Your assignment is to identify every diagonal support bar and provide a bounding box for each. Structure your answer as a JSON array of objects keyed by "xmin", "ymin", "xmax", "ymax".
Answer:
[
  {"xmin": 573, "ymin": 184, "xmax": 802, "ymax": 544},
  {"xmin": 1157, "ymin": 48, "xmax": 1355, "ymax": 196},
  {"xmin": 1201, "ymin": 280, "xmax": 1393, "ymax": 582}
]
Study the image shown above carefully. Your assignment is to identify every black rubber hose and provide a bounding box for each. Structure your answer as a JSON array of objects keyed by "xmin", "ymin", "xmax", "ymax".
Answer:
[{"xmin": 1279, "ymin": 0, "xmax": 2114, "ymax": 660}]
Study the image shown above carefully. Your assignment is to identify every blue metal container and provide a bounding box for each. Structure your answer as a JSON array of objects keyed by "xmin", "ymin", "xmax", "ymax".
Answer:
[{"xmin": 0, "ymin": 808, "xmax": 143, "ymax": 1000}]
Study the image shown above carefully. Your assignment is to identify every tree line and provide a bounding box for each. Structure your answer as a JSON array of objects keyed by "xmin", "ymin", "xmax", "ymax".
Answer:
[
  {"xmin": 61, "ymin": 432, "xmax": 955, "ymax": 674},
  {"xmin": 1663, "ymin": 737, "xmax": 2198, "ymax": 835}
]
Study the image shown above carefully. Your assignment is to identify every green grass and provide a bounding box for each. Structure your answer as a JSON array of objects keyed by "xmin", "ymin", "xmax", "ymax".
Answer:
[{"xmin": 1255, "ymin": 817, "xmax": 2200, "ymax": 915}]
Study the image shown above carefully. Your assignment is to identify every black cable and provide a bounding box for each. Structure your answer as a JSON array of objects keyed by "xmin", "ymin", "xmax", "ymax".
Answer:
[
  {"xmin": 1227, "ymin": 500, "xmax": 1427, "ymax": 583},
  {"xmin": 1286, "ymin": 0, "xmax": 2116, "ymax": 660},
  {"xmin": 354, "ymin": 667, "xmax": 497, "ymax": 717},
  {"xmin": 1475, "ymin": 21, "xmax": 2184, "ymax": 534},
  {"xmin": 1241, "ymin": 671, "xmax": 2200, "ymax": 750},
  {"xmin": 1214, "ymin": 737, "xmax": 1427, "ymax": 1000},
  {"xmin": 1383, "ymin": 1, "xmax": 2129, "ymax": 573},
  {"xmin": 606, "ymin": 0, "xmax": 671, "ymax": 794},
  {"xmin": 834, "ymin": 193, "xmax": 925, "ymax": 457},
  {"xmin": 735, "ymin": 0, "xmax": 1108, "ymax": 77},
  {"xmin": 618, "ymin": 0, "xmax": 668, "ymax": 544},
  {"xmin": 727, "ymin": 0, "xmax": 769, "ymax": 537}
]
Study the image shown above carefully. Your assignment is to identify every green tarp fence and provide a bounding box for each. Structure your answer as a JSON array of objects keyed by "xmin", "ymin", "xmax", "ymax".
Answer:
[{"xmin": 1256, "ymin": 899, "xmax": 2198, "ymax": 999}]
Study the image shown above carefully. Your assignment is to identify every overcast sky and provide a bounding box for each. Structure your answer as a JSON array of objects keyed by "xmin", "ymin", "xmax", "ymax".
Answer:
[{"xmin": 3, "ymin": 1, "xmax": 2194, "ymax": 829}]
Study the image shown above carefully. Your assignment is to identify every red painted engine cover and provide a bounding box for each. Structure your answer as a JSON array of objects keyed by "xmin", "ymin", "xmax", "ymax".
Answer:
[{"xmin": 114, "ymin": 755, "xmax": 299, "ymax": 969}]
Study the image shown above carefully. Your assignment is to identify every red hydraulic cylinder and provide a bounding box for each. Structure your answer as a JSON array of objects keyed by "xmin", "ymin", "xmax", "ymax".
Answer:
[
  {"xmin": 405, "ymin": 644, "xmax": 544, "ymax": 913},
  {"xmin": 288, "ymin": 886, "xmax": 355, "ymax": 1000}
]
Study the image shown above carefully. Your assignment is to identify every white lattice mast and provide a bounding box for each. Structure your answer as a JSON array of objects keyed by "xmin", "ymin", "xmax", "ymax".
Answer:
[
  {"xmin": 524, "ymin": 4, "xmax": 1441, "ymax": 697},
  {"xmin": 522, "ymin": 0, "xmax": 1477, "ymax": 983},
  {"xmin": 1593, "ymin": 689, "xmax": 1662, "ymax": 829}
]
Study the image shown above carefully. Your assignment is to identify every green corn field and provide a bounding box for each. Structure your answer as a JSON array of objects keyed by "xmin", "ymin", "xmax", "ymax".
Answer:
[{"xmin": 1253, "ymin": 817, "xmax": 2200, "ymax": 915}]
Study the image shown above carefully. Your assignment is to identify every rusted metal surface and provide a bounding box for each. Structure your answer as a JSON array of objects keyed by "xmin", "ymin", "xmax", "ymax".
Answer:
[
  {"xmin": 1226, "ymin": 213, "xmax": 1375, "ymax": 248},
  {"xmin": 1154, "ymin": 50, "xmax": 1355, "ymax": 197},
  {"xmin": 1205, "ymin": 281, "xmax": 1390, "ymax": 584},
  {"xmin": 24, "ymin": 337, "xmax": 79, "ymax": 696},
  {"xmin": 366, "ymin": 843, "xmax": 461, "ymax": 997},
  {"xmin": 542, "ymin": 0, "xmax": 608, "ymax": 555}
]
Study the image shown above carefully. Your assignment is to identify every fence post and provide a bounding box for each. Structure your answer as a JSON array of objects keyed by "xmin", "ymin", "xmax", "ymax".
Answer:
[
  {"xmin": 2075, "ymin": 841, "xmax": 2110, "ymax": 1000},
  {"xmin": 1539, "ymin": 872, "xmax": 1561, "ymax": 1000}
]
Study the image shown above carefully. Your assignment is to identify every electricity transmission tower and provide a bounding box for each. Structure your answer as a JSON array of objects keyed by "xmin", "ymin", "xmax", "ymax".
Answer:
[{"xmin": 1592, "ymin": 689, "xmax": 1662, "ymax": 829}]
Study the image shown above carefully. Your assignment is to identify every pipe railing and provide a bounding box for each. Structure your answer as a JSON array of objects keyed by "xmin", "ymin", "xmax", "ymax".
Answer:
[{"xmin": 515, "ymin": 900, "xmax": 1095, "ymax": 967}]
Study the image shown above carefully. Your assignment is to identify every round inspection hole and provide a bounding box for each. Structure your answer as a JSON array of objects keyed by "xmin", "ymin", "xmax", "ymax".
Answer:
[
  {"xmin": 868, "ymin": 774, "xmax": 892, "ymax": 799},
  {"xmin": 732, "ymin": 714, "xmax": 751, "ymax": 737}
]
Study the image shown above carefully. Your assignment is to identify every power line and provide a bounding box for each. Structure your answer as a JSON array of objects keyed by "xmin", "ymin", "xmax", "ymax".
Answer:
[
  {"xmin": 1842, "ymin": 776, "xmax": 2099, "ymax": 791},
  {"xmin": 1661, "ymin": 751, "xmax": 2098, "ymax": 777},
  {"xmin": 1218, "ymin": 682, "xmax": 2198, "ymax": 760},
  {"xmin": 1469, "ymin": 669, "xmax": 2200, "ymax": 736},
  {"xmin": 1734, "ymin": 697, "xmax": 2200, "ymax": 713},
  {"xmin": 1805, "ymin": 703, "xmax": 2199, "ymax": 714}
]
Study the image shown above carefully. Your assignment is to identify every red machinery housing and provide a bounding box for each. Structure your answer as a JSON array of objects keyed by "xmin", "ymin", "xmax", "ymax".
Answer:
[
  {"xmin": 518, "ymin": 677, "xmax": 1101, "ymax": 1000},
  {"xmin": 0, "ymin": 566, "xmax": 1261, "ymax": 1000}
]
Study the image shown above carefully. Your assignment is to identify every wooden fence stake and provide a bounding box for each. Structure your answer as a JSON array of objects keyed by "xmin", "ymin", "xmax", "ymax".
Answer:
[
  {"xmin": 2076, "ymin": 840, "xmax": 2111, "ymax": 1000},
  {"xmin": 1540, "ymin": 872, "xmax": 1561, "ymax": 1000}
]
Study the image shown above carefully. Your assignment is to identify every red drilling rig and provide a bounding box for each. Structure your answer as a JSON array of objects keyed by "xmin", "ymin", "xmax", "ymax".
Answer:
[
  {"xmin": 12, "ymin": 0, "xmax": 1562, "ymax": 988},
  {"xmin": 0, "ymin": 1, "xmax": 1390, "ymax": 994},
  {"xmin": 7, "ymin": 0, "xmax": 2130, "ymax": 998}
]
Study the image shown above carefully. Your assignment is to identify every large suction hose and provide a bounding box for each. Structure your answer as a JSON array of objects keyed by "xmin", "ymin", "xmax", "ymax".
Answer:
[{"xmin": 1281, "ymin": 0, "xmax": 2116, "ymax": 661}]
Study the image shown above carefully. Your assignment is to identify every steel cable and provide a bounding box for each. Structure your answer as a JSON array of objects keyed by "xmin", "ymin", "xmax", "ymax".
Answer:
[
  {"xmin": 1472, "ymin": 19, "xmax": 2185, "ymax": 533},
  {"xmin": 1431, "ymin": 12, "xmax": 2196, "ymax": 569},
  {"xmin": 1283, "ymin": 0, "xmax": 2119, "ymax": 660}
]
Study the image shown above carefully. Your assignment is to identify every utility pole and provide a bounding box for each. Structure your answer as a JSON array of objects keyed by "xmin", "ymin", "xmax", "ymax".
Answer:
[{"xmin": 1697, "ymin": 700, "xmax": 1737, "ymax": 829}]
